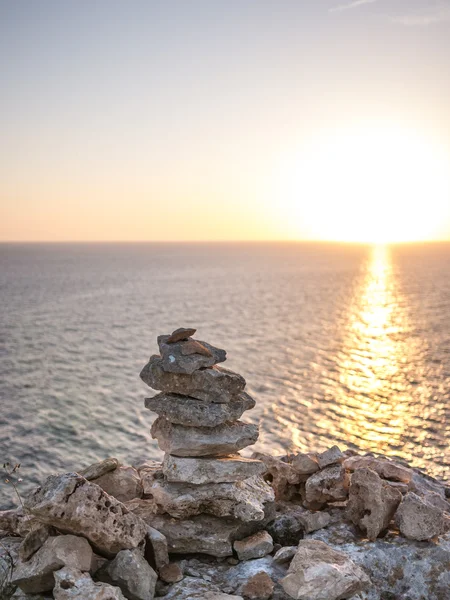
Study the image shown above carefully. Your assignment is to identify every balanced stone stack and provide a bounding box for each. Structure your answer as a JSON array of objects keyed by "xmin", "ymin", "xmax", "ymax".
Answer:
[{"xmin": 140, "ymin": 327, "xmax": 274, "ymax": 556}]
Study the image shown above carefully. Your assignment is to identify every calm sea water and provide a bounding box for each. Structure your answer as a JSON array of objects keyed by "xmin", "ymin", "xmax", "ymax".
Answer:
[{"xmin": 1, "ymin": 242, "xmax": 449, "ymax": 509}]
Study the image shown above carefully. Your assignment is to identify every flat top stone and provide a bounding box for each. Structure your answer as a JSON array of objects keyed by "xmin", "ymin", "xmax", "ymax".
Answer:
[
  {"xmin": 167, "ymin": 328, "xmax": 197, "ymax": 343},
  {"xmin": 157, "ymin": 335, "xmax": 227, "ymax": 374}
]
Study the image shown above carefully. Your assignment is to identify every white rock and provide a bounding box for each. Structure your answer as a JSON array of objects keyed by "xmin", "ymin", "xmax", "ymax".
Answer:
[
  {"xmin": 96, "ymin": 548, "xmax": 157, "ymax": 600},
  {"xmin": 233, "ymin": 531, "xmax": 273, "ymax": 561},
  {"xmin": 91, "ymin": 466, "xmax": 143, "ymax": 503},
  {"xmin": 162, "ymin": 454, "xmax": 267, "ymax": 484},
  {"xmin": 53, "ymin": 567, "xmax": 127, "ymax": 599}
]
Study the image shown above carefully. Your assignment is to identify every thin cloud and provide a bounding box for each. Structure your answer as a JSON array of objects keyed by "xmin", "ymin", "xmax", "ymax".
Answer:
[
  {"xmin": 329, "ymin": 0, "xmax": 378, "ymax": 14},
  {"xmin": 390, "ymin": 4, "xmax": 450, "ymax": 26}
]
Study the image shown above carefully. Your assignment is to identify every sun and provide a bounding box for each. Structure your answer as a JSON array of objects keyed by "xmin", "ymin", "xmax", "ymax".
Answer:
[{"xmin": 276, "ymin": 124, "xmax": 450, "ymax": 243}]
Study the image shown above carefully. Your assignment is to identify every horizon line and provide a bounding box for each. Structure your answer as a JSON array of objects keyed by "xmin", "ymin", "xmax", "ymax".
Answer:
[{"xmin": 1, "ymin": 239, "xmax": 450, "ymax": 245}]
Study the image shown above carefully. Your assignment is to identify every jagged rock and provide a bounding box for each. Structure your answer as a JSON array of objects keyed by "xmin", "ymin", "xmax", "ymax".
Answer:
[
  {"xmin": 159, "ymin": 563, "xmax": 184, "ymax": 583},
  {"xmin": 273, "ymin": 546, "xmax": 297, "ymax": 564},
  {"xmin": 162, "ymin": 454, "xmax": 267, "ymax": 484},
  {"xmin": 157, "ymin": 335, "xmax": 226, "ymax": 374},
  {"xmin": 233, "ymin": 531, "xmax": 273, "ymax": 561},
  {"xmin": 316, "ymin": 446, "xmax": 343, "ymax": 469},
  {"xmin": 204, "ymin": 594, "xmax": 243, "ymax": 600},
  {"xmin": 79, "ymin": 457, "xmax": 119, "ymax": 481},
  {"xmin": 343, "ymin": 455, "xmax": 412, "ymax": 483},
  {"xmin": 0, "ymin": 509, "xmax": 20, "ymax": 535},
  {"xmin": 395, "ymin": 492, "xmax": 445, "ymax": 540},
  {"xmin": 19, "ymin": 526, "xmax": 51, "ymax": 562},
  {"xmin": 10, "ymin": 590, "xmax": 50, "ymax": 599},
  {"xmin": 241, "ymin": 572, "xmax": 274, "ymax": 600},
  {"xmin": 304, "ymin": 465, "xmax": 350, "ymax": 509},
  {"xmin": 0, "ymin": 509, "xmax": 41, "ymax": 538},
  {"xmin": 151, "ymin": 417, "xmax": 259, "ymax": 457},
  {"xmin": 97, "ymin": 548, "xmax": 157, "ymax": 600},
  {"xmin": 124, "ymin": 498, "xmax": 157, "ymax": 521},
  {"xmin": 92, "ymin": 466, "xmax": 143, "ymax": 503},
  {"xmin": 148, "ymin": 508, "xmax": 275, "ymax": 557},
  {"xmin": 251, "ymin": 452, "xmax": 301, "ymax": 499},
  {"xmin": 140, "ymin": 356, "xmax": 246, "ymax": 403},
  {"xmin": 145, "ymin": 392, "xmax": 255, "ymax": 427},
  {"xmin": 137, "ymin": 463, "xmax": 162, "ymax": 496},
  {"xmin": 347, "ymin": 468, "xmax": 402, "ymax": 540},
  {"xmin": 266, "ymin": 515, "xmax": 303, "ymax": 546},
  {"xmin": 166, "ymin": 327, "xmax": 197, "ymax": 343},
  {"xmin": 281, "ymin": 539, "xmax": 370, "ymax": 600},
  {"xmin": 11, "ymin": 535, "xmax": 93, "ymax": 594},
  {"xmin": 162, "ymin": 576, "xmax": 221, "ymax": 599},
  {"xmin": 53, "ymin": 567, "xmax": 126, "ymax": 599},
  {"xmin": 291, "ymin": 453, "xmax": 319, "ymax": 477},
  {"xmin": 147, "ymin": 476, "xmax": 274, "ymax": 521},
  {"xmin": 24, "ymin": 473, "xmax": 148, "ymax": 557},
  {"xmin": 409, "ymin": 470, "xmax": 450, "ymax": 508},
  {"xmin": 297, "ymin": 509, "xmax": 331, "ymax": 533},
  {"xmin": 145, "ymin": 526, "xmax": 169, "ymax": 571}
]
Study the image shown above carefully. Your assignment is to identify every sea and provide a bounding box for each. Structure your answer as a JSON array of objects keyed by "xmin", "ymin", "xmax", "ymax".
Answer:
[{"xmin": 1, "ymin": 242, "xmax": 449, "ymax": 509}]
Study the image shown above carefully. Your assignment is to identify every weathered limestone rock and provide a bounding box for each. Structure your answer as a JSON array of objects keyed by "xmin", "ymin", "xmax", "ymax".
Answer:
[
  {"xmin": 147, "ymin": 476, "xmax": 274, "ymax": 521},
  {"xmin": 79, "ymin": 457, "xmax": 119, "ymax": 481},
  {"xmin": 204, "ymin": 594, "xmax": 243, "ymax": 600},
  {"xmin": 145, "ymin": 526, "xmax": 169, "ymax": 571},
  {"xmin": 395, "ymin": 492, "xmax": 445, "ymax": 540},
  {"xmin": 281, "ymin": 539, "xmax": 370, "ymax": 600},
  {"xmin": 316, "ymin": 446, "xmax": 343, "ymax": 469},
  {"xmin": 159, "ymin": 563, "xmax": 184, "ymax": 583},
  {"xmin": 162, "ymin": 576, "xmax": 221, "ymax": 599},
  {"xmin": 343, "ymin": 455, "xmax": 412, "ymax": 483},
  {"xmin": 24, "ymin": 473, "xmax": 148, "ymax": 556},
  {"xmin": 162, "ymin": 454, "xmax": 266, "ymax": 484},
  {"xmin": 304, "ymin": 465, "xmax": 350, "ymax": 509},
  {"xmin": 157, "ymin": 334, "xmax": 226, "ymax": 374},
  {"xmin": 92, "ymin": 466, "xmax": 143, "ymax": 503},
  {"xmin": 273, "ymin": 546, "xmax": 297, "ymax": 564},
  {"xmin": 291, "ymin": 452, "xmax": 320, "ymax": 477},
  {"xmin": 266, "ymin": 515, "xmax": 303, "ymax": 546},
  {"xmin": 233, "ymin": 531, "xmax": 273, "ymax": 561},
  {"xmin": 166, "ymin": 327, "xmax": 197, "ymax": 343},
  {"xmin": 241, "ymin": 572, "xmax": 274, "ymax": 600},
  {"xmin": 140, "ymin": 356, "xmax": 246, "ymax": 403},
  {"xmin": 251, "ymin": 452, "xmax": 301, "ymax": 499},
  {"xmin": 53, "ymin": 567, "xmax": 126, "ymax": 599},
  {"xmin": 297, "ymin": 509, "xmax": 331, "ymax": 533},
  {"xmin": 11, "ymin": 535, "xmax": 93, "ymax": 594},
  {"xmin": 145, "ymin": 392, "xmax": 255, "ymax": 427},
  {"xmin": 18, "ymin": 525, "xmax": 51, "ymax": 562},
  {"xmin": 151, "ymin": 417, "xmax": 259, "ymax": 457},
  {"xmin": 97, "ymin": 548, "xmax": 157, "ymax": 600},
  {"xmin": 347, "ymin": 468, "xmax": 402, "ymax": 540},
  {"xmin": 137, "ymin": 463, "xmax": 162, "ymax": 496}
]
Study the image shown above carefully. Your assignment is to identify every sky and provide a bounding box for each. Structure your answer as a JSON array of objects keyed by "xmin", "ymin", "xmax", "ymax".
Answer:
[{"xmin": 1, "ymin": 0, "xmax": 450, "ymax": 242}]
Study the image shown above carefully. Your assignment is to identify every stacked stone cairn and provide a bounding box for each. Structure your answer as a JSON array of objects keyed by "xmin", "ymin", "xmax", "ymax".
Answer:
[{"xmin": 139, "ymin": 327, "xmax": 275, "ymax": 557}]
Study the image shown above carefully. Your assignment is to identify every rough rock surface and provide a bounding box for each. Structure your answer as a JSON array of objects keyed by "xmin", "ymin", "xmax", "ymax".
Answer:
[
  {"xmin": 79, "ymin": 457, "xmax": 119, "ymax": 481},
  {"xmin": 145, "ymin": 526, "xmax": 169, "ymax": 571},
  {"xmin": 266, "ymin": 515, "xmax": 304, "ymax": 546},
  {"xmin": 97, "ymin": 548, "xmax": 157, "ymax": 600},
  {"xmin": 18, "ymin": 525, "xmax": 51, "ymax": 562},
  {"xmin": 11, "ymin": 535, "xmax": 93, "ymax": 594},
  {"xmin": 53, "ymin": 567, "xmax": 126, "ymax": 599},
  {"xmin": 162, "ymin": 454, "xmax": 267, "ymax": 484},
  {"xmin": 316, "ymin": 446, "xmax": 343, "ymax": 469},
  {"xmin": 241, "ymin": 572, "xmax": 274, "ymax": 600},
  {"xmin": 147, "ymin": 475, "xmax": 274, "ymax": 521},
  {"xmin": 347, "ymin": 468, "xmax": 402, "ymax": 540},
  {"xmin": 395, "ymin": 491, "xmax": 445, "ymax": 540},
  {"xmin": 166, "ymin": 327, "xmax": 197, "ymax": 343},
  {"xmin": 140, "ymin": 356, "xmax": 246, "ymax": 403},
  {"xmin": 159, "ymin": 562, "xmax": 184, "ymax": 583},
  {"xmin": 157, "ymin": 334, "xmax": 226, "ymax": 373},
  {"xmin": 273, "ymin": 546, "xmax": 297, "ymax": 564},
  {"xmin": 233, "ymin": 531, "xmax": 273, "ymax": 561},
  {"xmin": 281, "ymin": 539, "xmax": 370, "ymax": 600},
  {"xmin": 252, "ymin": 452, "xmax": 301, "ymax": 499},
  {"xmin": 145, "ymin": 392, "xmax": 255, "ymax": 427},
  {"xmin": 343, "ymin": 455, "xmax": 412, "ymax": 483},
  {"xmin": 151, "ymin": 417, "xmax": 259, "ymax": 457},
  {"xmin": 291, "ymin": 453, "xmax": 320, "ymax": 477},
  {"xmin": 304, "ymin": 465, "xmax": 350, "ymax": 509},
  {"xmin": 24, "ymin": 473, "xmax": 148, "ymax": 556},
  {"xmin": 92, "ymin": 466, "xmax": 143, "ymax": 503}
]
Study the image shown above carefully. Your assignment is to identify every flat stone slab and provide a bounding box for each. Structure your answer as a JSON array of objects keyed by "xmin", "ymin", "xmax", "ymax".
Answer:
[
  {"xmin": 166, "ymin": 327, "xmax": 197, "ymax": 343},
  {"xmin": 145, "ymin": 392, "xmax": 255, "ymax": 427},
  {"xmin": 147, "ymin": 476, "xmax": 274, "ymax": 521},
  {"xmin": 151, "ymin": 417, "xmax": 259, "ymax": 457},
  {"xmin": 157, "ymin": 335, "xmax": 226, "ymax": 374},
  {"xmin": 162, "ymin": 454, "xmax": 267, "ymax": 484},
  {"xmin": 141, "ymin": 356, "xmax": 246, "ymax": 403}
]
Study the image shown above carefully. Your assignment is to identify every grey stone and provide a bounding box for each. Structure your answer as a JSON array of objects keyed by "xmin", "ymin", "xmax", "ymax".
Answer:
[
  {"xmin": 347, "ymin": 468, "xmax": 402, "ymax": 540},
  {"xmin": 297, "ymin": 509, "xmax": 331, "ymax": 533},
  {"xmin": 266, "ymin": 515, "xmax": 303, "ymax": 546},
  {"xmin": 162, "ymin": 576, "xmax": 220, "ymax": 599},
  {"xmin": 241, "ymin": 572, "xmax": 274, "ymax": 600},
  {"xmin": 159, "ymin": 563, "xmax": 184, "ymax": 583},
  {"xmin": 92, "ymin": 466, "xmax": 143, "ymax": 503},
  {"xmin": 97, "ymin": 548, "xmax": 157, "ymax": 600},
  {"xmin": 11, "ymin": 535, "xmax": 93, "ymax": 594},
  {"xmin": 162, "ymin": 454, "xmax": 267, "ymax": 484},
  {"xmin": 281, "ymin": 539, "xmax": 370, "ymax": 600},
  {"xmin": 79, "ymin": 457, "xmax": 119, "ymax": 481},
  {"xmin": 395, "ymin": 492, "xmax": 445, "ymax": 540},
  {"xmin": 151, "ymin": 417, "xmax": 259, "ymax": 457},
  {"xmin": 316, "ymin": 446, "xmax": 343, "ymax": 469},
  {"xmin": 273, "ymin": 546, "xmax": 297, "ymax": 564},
  {"xmin": 233, "ymin": 531, "xmax": 273, "ymax": 561},
  {"xmin": 166, "ymin": 327, "xmax": 197, "ymax": 343},
  {"xmin": 147, "ymin": 475, "xmax": 274, "ymax": 521},
  {"xmin": 291, "ymin": 453, "xmax": 320, "ymax": 477},
  {"xmin": 204, "ymin": 594, "xmax": 243, "ymax": 600},
  {"xmin": 145, "ymin": 392, "xmax": 255, "ymax": 427},
  {"xmin": 53, "ymin": 567, "xmax": 126, "ymax": 599},
  {"xmin": 157, "ymin": 335, "xmax": 226, "ymax": 374},
  {"xmin": 140, "ymin": 356, "xmax": 246, "ymax": 403},
  {"xmin": 24, "ymin": 473, "xmax": 148, "ymax": 557},
  {"xmin": 343, "ymin": 455, "xmax": 412, "ymax": 483},
  {"xmin": 304, "ymin": 465, "xmax": 350, "ymax": 509},
  {"xmin": 18, "ymin": 526, "xmax": 51, "ymax": 562},
  {"xmin": 251, "ymin": 452, "xmax": 301, "ymax": 500},
  {"xmin": 145, "ymin": 526, "xmax": 169, "ymax": 571}
]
